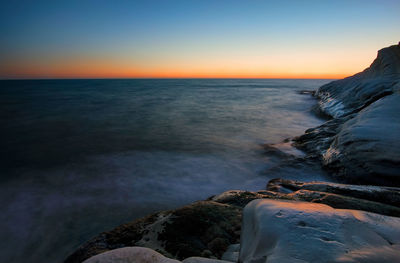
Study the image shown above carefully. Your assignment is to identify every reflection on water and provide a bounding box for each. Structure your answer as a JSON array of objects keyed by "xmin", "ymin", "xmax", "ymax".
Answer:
[{"xmin": 0, "ymin": 79, "xmax": 332, "ymax": 262}]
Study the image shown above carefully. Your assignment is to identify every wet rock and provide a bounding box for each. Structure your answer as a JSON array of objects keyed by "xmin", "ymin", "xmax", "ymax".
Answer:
[
  {"xmin": 239, "ymin": 199, "xmax": 400, "ymax": 263},
  {"xmin": 298, "ymin": 90, "xmax": 316, "ymax": 95},
  {"xmin": 293, "ymin": 115, "xmax": 351, "ymax": 159}
]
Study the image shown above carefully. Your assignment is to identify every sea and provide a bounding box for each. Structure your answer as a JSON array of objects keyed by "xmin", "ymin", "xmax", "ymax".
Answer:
[{"xmin": 0, "ymin": 78, "xmax": 332, "ymax": 262}]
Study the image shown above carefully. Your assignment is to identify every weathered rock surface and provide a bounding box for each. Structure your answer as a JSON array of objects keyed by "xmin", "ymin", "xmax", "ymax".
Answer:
[
  {"xmin": 66, "ymin": 177, "xmax": 400, "ymax": 262},
  {"xmin": 82, "ymin": 247, "xmax": 180, "ymax": 263},
  {"xmin": 316, "ymin": 44, "xmax": 400, "ymax": 118},
  {"xmin": 267, "ymin": 178, "xmax": 400, "ymax": 206},
  {"xmin": 239, "ymin": 199, "xmax": 400, "ymax": 263},
  {"xmin": 294, "ymin": 43, "xmax": 400, "ymax": 186},
  {"xmin": 66, "ymin": 190, "xmax": 284, "ymax": 263},
  {"xmin": 182, "ymin": 257, "xmax": 232, "ymax": 263},
  {"xmin": 267, "ymin": 178, "xmax": 400, "ymax": 217},
  {"xmin": 81, "ymin": 247, "xmax": 233, "ymax": 263},
  {"xmin": 322, "ymin": 93, "xmax": 400, "ymax": 185}
]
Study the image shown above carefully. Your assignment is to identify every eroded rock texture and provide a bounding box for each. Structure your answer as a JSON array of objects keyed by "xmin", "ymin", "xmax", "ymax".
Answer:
[
  {"xmin": 295, "ymin": 43, "xmax": 400, "ymax": 185},
  {"xmin": 239, "ymin": 199, "xmax": 400, "ymax": 263},
  {"xmin": 266, "ymin": 178, "xmax": 400, "ymax": 217}
]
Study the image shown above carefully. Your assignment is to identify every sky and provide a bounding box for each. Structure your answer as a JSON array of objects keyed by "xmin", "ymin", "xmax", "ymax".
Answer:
[{"xmin": 0, "ymin": 0, "xmax": 399, "ymax": 79}]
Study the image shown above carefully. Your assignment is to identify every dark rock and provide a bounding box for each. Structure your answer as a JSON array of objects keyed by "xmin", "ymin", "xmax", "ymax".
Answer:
[
  {"xmin": 64, "ymin": 201, "xmax": 242, "ymax": 263},
  {"xmin": 65, "ymin": 177, "xmax": 400, "ymax": 262},
  {"xmin": 267, "ymin": 178, "xmax": 400, "ymax": 217},
  {"xmin": 298, "ymin": 90, "xmax": 316, "ymax": 95},
  {"xmin": 157, "ymin": 201, "xmax": 241, "ymax": 260}
]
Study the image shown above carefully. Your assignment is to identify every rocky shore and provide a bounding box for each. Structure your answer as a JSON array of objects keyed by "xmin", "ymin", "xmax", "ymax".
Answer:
[{"xmin": 65, "ymin": 43, "xmax": 400, "ymax": 263}]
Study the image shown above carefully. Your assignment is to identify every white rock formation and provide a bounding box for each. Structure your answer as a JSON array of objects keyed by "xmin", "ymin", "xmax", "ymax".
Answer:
[
  {"xmin": 323, "ymin": 93, "xmax": 400, "ymax": 184},
  {"xmin": 82, "ymin": 247, "xmax": 233, "ymax": 263},
  {"xmin": 316, "ymin": 44, "xmax": 400, "ymax": 118},
  {"xmin": 239, "ymin": 199, "xmax": 400, "ymax": 263},
  {"xmin": 82, "ymin": 247, "xmax": 180, "ymax": 263},
  {"xmin": 298, "ymin": 43, "xmax": 400, "ymax": 185},
  {"xmin": 182, "ymin": 257, "xmax": 233, "ymax": 263}
]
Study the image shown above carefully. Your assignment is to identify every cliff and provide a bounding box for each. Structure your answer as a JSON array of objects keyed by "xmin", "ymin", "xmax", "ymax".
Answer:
[
  {"xmin": 316, "ymin": 44, "xmax": 400, "ymax": 118},
  {"xmin": 296, "ymin": 43, "xmax": 400, "ymax": 185}
]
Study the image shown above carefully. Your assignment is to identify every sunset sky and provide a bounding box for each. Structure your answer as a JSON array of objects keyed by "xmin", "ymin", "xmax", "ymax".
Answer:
[{"xmin": 1, "ymin": 0, "xmax": 399, "ymax": 79}]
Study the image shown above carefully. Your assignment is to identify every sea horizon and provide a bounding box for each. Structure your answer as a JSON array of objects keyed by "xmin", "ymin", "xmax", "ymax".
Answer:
[{"xmin": 1, "ymin": 77, "xmax": 339, "ymax": 81}]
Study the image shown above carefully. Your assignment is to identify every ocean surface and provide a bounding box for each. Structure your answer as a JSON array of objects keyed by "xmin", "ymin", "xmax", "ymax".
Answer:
[{"xmin": 0, "ymin": 79, "xmax": 332, "ymax": 262}]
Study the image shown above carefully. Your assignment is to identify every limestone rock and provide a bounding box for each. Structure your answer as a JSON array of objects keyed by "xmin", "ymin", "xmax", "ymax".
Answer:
[
  {"xmin": 267, "ymin": 178, "xmax": 400, "ymax": 206},
  {"xmin": 316, "ymin": 44, "xmax": 400, "ymax": 118},
  {"xmin": 182, "ymin": 257, "xmax": 232, "ymax": 263},
  {"xmin": 82, "ymin": 247, "xmax": 180, "ymax": 263},
  {"xmin": 294, "ymin": 43, "xmax": 400, "ymax": 186},
  {"xmin": 267, "ymin": 178, "xmax": 400, "ymax": 217},
  {"xmin": 239, "ymin": 199, "xmax": 400, "ymax": 263},
  {"xmin": 322, "ymin": 93, "xmax": 400, "ymax": 185}
]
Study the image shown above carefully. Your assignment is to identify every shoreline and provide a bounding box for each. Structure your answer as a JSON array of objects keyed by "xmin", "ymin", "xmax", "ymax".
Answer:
[{"xmin": 65, "ymin": 43, "xmax": 400, "ymax": 263}]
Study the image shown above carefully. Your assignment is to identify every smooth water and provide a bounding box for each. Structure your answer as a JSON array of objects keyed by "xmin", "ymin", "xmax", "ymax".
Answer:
[{"xmin": 0, "ymin": 79, "xmax": 331, "ymax": 262}]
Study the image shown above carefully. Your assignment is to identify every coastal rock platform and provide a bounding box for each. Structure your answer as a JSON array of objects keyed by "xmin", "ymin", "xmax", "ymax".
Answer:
[{"xmin": 66, "ymin": 178, "xmax": 400, "ymax": 262}]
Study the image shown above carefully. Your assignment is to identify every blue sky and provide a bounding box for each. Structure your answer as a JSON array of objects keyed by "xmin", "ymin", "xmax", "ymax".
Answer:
[{"xmin": 1, "ymin": 0, "xmax": 399, "ymax": 78}]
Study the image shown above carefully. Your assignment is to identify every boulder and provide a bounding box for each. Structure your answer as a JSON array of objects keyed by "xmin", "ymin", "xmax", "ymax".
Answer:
[
  {"xmin": 239, "ymin": 199, "xmax": 400, "ymax": 263},
  {"xmin": 81, "ymin": 247, "xmax": 233, "ymax": 263},
  {"xmin": 82, "ymin": 247, "xmax": 180, "ymax": 263},
  {"xmin": 182, "ymin": 257, "xmax": 232, "ymax": 263}
]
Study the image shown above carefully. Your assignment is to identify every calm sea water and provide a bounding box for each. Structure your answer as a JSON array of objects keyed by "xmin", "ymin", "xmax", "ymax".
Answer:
[{"xmin": 0, "ymin": 79, "xmax": 331, "ymax": 262}]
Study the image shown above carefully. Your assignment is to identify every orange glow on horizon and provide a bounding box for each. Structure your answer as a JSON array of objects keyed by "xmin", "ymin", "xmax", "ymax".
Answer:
[
  {"xmin": 0, "ymin": 61, "xmax": 356, "ymax": 80},
  {"xmin": 0, "ymin": 50, "xmax": 373, "ymax": 80}
]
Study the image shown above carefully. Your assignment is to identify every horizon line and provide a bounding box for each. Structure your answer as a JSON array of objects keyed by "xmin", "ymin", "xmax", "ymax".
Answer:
[{"xmin": 0, "ymin": 76, "xmax": 340, "ymax": 81}]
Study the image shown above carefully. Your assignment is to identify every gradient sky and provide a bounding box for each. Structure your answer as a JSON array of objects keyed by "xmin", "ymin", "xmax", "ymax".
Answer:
[{"xmin": 0, "ymin": 0, "xmax": 399, "ymax": 79}]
